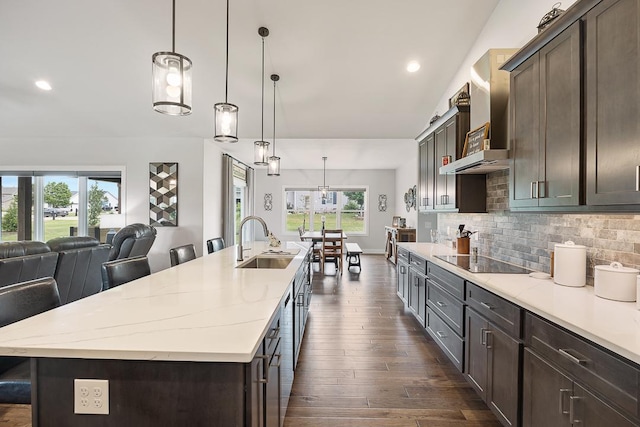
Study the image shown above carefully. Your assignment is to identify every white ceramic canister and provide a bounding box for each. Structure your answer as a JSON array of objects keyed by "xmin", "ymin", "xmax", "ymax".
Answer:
[
  {"xmin": 594, "ymin": 262, "xmax": 639, "ymax": 302},
  {"xmin": 553, "ymin": 241, "xmax": 586, "ymax": 287}
]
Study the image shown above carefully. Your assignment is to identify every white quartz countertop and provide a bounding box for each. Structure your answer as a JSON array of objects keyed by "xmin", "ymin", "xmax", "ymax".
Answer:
[
  {"xmin": 399, "ymin": 242, "xmax": 640, "ymax": 366},
  {"xmin": 0, "ymin": 241, "xmax": 310, "ymax": 363}
]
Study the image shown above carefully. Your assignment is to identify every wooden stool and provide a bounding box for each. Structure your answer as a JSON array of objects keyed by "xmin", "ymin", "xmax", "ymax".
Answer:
[{"xmin": 345, "ymin": 243, "xmax": 363, "ymax": 271}]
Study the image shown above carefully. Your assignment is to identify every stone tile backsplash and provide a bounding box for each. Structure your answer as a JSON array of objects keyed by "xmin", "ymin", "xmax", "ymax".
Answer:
[{"xmin": 438, "ymin": 170, "xmax": 640, "ymax": 284}]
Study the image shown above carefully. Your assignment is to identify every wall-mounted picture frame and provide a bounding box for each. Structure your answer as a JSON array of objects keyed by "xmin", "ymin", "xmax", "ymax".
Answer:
[
  {"xmin": 392, "ymin": 216, "xmax": 401, "ymax": 227},
  {"xmin": 149, "ymin": 162, "xmax": 178, "ymax": 226},
  {"xmin": 448, "ymin": 82, "xmax": 470, "ymax": 109},
  {"xmin": 462, "ymin": 122, "xmax": 491, "ymax": 157}
]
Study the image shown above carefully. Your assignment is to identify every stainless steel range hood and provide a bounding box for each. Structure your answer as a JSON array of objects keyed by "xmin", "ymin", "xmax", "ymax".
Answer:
[
  {"xmin": 439, "ymin": 149, "xmax": 509, "ymax": 175},
  {"xmin": 440, "ymin": 48, "xmax": 516, "ymax": 175}
]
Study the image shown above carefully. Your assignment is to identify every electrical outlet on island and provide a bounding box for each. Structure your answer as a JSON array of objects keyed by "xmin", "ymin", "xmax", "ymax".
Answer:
[{"xmin": 74, "ymin": 379, "xmax": 109, "ymax": 415}]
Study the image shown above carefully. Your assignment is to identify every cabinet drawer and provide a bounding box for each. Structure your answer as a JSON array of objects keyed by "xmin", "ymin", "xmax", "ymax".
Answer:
[
  {"xmin": 426, "ymin": 307, "xmax": 463, "ymax": 371},
  {"xmin": 466, "ymin": 282, "xmax": 521, "ymax": 338},
  {"xmin": 397, "ymin": 247, "xmax": 409, "ymax": 264},
  {"xmin": 525, "ymin": 312, "xmax": 640, "ymax": 419},
  {"xmin": 427, "ymin": 262, "xmax": 465, "ymax": 300},
  {"xmin": 409, "ymin": 253, "xmax": 426, "ymax": 275},
  {"xmin": 427, "ymin": 280, "xmax": 464, "ymax": 336}
]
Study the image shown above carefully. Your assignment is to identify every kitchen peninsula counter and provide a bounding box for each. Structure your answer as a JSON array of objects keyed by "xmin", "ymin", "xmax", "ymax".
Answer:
[
  {"xmin": 399, "ymin": 242, "xmax": 640, "ymax": 366},
  {"xmin": 0, "ymin": 241, "xmax": 312, "ymax": 426},
  {"xmin": 0, "ymin": 240, "xmax": 310, "ymax": 363}
]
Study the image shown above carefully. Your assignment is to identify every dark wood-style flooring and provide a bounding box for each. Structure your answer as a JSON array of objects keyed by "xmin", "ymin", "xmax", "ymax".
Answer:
[
  {"xmin": 284, "ymin": 255, "xmax": 500, "ymax": 426},
  {"xmin": 0, "ymin": 255, "xmax": 500, "ymax": 427}
]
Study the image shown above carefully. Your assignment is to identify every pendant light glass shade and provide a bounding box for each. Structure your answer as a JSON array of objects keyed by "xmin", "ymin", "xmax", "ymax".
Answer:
[
  {"xmin": 214, "ymin": 0, "xmax": 238, "ymax": 142},
  {"xmin": 267, "ymin": 74, "xmax": 280, "ymax": 176},
  {"xmin": 253, "ymin": 27, "xmax": 270, "ymax": 165},
  {"xmin": 214, "ymin": 102, "xmax": 238, "ymax": 142},
  {"xmin": 318, "ymin": 156, "xmax": 329, "ymax": 199},
  {"xmin": 254, "ymin": 140, "xmax": 270, "ymax": 165},
  {"xmin": 152, "ymin": 0, "xmax": 192, "ymax": 116}
]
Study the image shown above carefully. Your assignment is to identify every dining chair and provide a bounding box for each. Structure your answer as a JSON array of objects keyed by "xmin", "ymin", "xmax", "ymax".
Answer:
[
  {"xmin": 169, "ymin": 244, "xmax": 197, "ymax": 267},
  {"xmin": 320, "ymin": 229, "xmax": 344, "ymax": 274},
  {"xmin": 101, "ymin": 256, "xmax": 151, "ymax": 290},
  {"xmin": 206, "ymin": 237, "xmax": 225, "ymax": 254}
]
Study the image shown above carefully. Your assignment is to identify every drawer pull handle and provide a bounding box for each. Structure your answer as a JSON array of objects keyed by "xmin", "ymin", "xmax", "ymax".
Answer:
[
  {"xmin": 481, "ymin": 329, "xmax": 493, "ymax": 348},
  {"xmin": 257, "ymin": 355, "xmax": 270, "ymax": 383},
  {"xmin": 267, "ymin": 327, "xmax": 280, "ymax": 340},
  {"xmin": 559, "ymin": 389, "xmax": 570, "ymax": 415},
  {"xmin": 436, "ymin": 301, "xmax": 446, "ymax": 308},
  {"xmin": 436, "ymin": 331, "xmax": 446, "ymax": 339},
  {"xmin": 636, "ymin": 165, "xmax": 640, "ymax": 192},
  {"xmin": 480, "ymin": 302, "xmax": 493, "ymax": 310},
  {"xmin": 569, "ymin": 395, "xmax": 581, "ymax": 423},
  {"xmin": 558, "ymin": 348, "xmax": 587, "ymax": 365}
]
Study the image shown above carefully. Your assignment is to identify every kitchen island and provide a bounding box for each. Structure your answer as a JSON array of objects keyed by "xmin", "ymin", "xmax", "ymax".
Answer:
[{"xmin": 0, "ymin": 241, "xmax": 312, "ymax": 426}]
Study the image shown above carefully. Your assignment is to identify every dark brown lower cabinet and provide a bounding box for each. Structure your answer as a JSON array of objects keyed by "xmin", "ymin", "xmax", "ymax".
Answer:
[
  {"xmin": 408, "ymin": 268, "xmax": 426, "ymax": 326},
  {"xmin": 523, "ymin": 348, "xmax": 636, "ymax": 427},
  {"xmin": 397, "ymin": 259, "xmax": 409, "ymax": 304},
  {"xmin": 265, "ymin": 341, "xmax": 282, "ymax": 427},
  {"xmin": 465, "ymin": 307, "xmax": 520, "ymax": 426}
]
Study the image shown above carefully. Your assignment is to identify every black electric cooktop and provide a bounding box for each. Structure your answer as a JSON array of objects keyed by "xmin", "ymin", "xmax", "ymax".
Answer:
[{"xmin": 434, "ymin": 255, "xmax": 532, "ymax": 274}]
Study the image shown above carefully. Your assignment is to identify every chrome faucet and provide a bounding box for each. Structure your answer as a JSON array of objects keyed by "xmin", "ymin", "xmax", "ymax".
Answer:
[{"xmin": 237, "ymin": 215, "xmax": 270, "ymax": 261}]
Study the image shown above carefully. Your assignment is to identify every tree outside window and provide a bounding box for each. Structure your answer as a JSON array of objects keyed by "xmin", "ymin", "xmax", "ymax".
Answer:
[{"xmin": 88, "ymin": 183, "xmax": 106, "ymax": 227}]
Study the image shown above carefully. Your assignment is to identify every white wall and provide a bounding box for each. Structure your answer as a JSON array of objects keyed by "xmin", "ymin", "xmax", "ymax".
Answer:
[
  {"xmin": 394, "ymin": 161, "xmax": 418, "ymax": 230},
  {"xmin": 0, "ymin": 137, "xmax": 207, "ymax": 272},
  {"xmin": 253, "ymin": 168, "xmax": 396, "ymax": 253},
  {"xmin": 431, "ymin": 0, "xmax": 579, "ymax": 117}
]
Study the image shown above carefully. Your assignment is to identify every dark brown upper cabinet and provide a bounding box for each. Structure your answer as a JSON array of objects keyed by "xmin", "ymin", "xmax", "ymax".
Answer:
[
  {"xmin": 416, "ymin": 105, "xmax": 486, "ymax": 213},
  {"xmin": 585, "ymin": 0, "xmax": 640, "ymax": 205},
  {"xmin": 505, "ymin": 0, "xmax": 640, "ymax": 211},
  {"xmin": 508, "ymin": 21, "xmax": 582, "ymax": 210}
]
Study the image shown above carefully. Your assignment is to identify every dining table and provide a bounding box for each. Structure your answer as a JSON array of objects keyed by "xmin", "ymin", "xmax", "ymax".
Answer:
[{"xmin": 300, "ymin": 230, "xmax": 348, "ymax": 243}]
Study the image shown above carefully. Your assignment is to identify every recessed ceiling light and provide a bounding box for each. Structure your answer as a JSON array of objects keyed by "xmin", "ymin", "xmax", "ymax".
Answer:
[
  {"xmin": 407, "ymin": 61, "xmax": 420, "ymax": 73},
  {"xmin": 35, "ymin": 80, "xmax": 52, "ymax": 91}
]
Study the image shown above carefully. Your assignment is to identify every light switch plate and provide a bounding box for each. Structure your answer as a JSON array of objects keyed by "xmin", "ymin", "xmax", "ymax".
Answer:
[{"xmin": 74, "ymin": 379, "xmax": 109, "ymax": 415}]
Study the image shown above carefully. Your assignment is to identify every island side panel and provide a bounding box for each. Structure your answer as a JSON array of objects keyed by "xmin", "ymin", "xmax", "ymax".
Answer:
[{"xmin": 33, "ymin": 358, "xmax": 247, "ymax": 426}]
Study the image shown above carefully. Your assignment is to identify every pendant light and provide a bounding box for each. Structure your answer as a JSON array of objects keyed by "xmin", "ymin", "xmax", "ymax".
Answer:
[
  {"xmin": 267, "ymin": 74, "xmax": 281, "ymax": 176},
  {"xmin": 152, "ymin": 0, "xmax": 192, "ymax": 116},
  {"xmin": 214, "ymin": 0, "xmax": 238, "ymax": 142},
  {"xmin": 254, "ymin": 27, "xmax": 270, "ymax": 165},
  {"xmin": 318, "ymin": 156, "xmax": 329, "ymax": 200}
]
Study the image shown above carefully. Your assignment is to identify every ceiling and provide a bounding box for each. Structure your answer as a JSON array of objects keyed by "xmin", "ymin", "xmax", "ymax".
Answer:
[{"xmin": 0, "ymin": 0, "xmax": 500, "ymax": 169}]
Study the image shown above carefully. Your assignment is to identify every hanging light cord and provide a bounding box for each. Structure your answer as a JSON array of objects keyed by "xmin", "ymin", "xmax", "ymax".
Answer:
[
  {"xmin": 224, "ymin": 0, "xmax": 229, "ymax": 103},
  {"xmin": 260, "ymin": 34, "xmax": 265, "ymax": 142},
  {"xmin": 272, "ymin": 78, "xmax": 276, "ymax": 154},
  {"xmin": 171, "ymin": 0, "xmax": 176, "ymax": 52}
]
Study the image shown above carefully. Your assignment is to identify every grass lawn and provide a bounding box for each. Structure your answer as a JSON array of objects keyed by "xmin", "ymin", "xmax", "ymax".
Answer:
[
  {"xmin": 1, "ymin": 216, "xmax": 81, "ymax": 242},
  {"xmin": 285, "ymin": 212, "xmax": 364, "ymax": 233}
]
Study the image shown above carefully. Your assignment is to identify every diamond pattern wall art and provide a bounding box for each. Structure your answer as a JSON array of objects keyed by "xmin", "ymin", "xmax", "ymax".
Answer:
[{"xmin": 149, "ymin": 162, "xmax": 178, "ymax": 226}]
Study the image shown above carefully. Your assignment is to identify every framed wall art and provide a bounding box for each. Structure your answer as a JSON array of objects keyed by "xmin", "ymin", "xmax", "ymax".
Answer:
[{"xmin": 149, "ymin": 162, "xmax": 178, "ymax": 226}]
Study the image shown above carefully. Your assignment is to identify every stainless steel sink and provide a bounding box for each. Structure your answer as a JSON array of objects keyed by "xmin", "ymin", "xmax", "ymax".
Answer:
[{"xmin": 237, "ymin": 256, "xmax": 294, "ymax": 269}]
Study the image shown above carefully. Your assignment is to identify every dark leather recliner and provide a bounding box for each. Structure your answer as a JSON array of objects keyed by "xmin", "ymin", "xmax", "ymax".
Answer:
[
  {"xmin": 107, "ymin": 223, "xmax": 157, "ymax": 261},
  {"xmin": 47, "ymin": 236, "xmax": 111, "ymax": 304},
  {"xmin": 0, "ymin": 241, "xmax": 58, "ymax": 289},
  {"xmin": 0, "ymin": 277, "xmax": 61, "ymax": 404}
]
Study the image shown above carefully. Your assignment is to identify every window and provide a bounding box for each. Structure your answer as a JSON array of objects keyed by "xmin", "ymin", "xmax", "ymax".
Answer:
[
  {"xmin": 284, "ymin": 187, "xmax": 368, "ymax": 235},
  {"xmin": 0, "ymin": 169, "xmax": 123, "ymax": 243}
]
